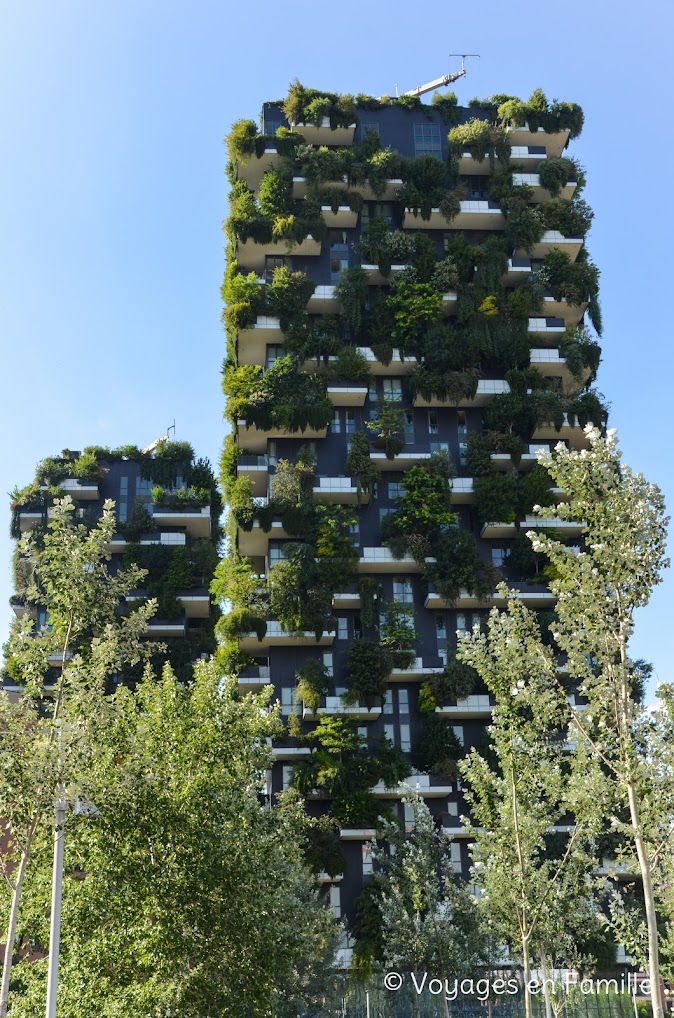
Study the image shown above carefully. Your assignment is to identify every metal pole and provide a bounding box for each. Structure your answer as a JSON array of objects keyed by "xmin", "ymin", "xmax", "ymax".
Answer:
[
  {"xmin": 366, "ymin": 989, "xmax": 370, "ymax": 1018},
  {"xmin": 45, "ymin": 799, "xmax": 67, "ymax": 1018}
]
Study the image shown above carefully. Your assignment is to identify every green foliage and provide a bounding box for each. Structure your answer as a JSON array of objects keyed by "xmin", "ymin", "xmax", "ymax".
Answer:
[
  {"xmin": 381, "ymin": 463, "xmax": 455, "ymax": 554},
  {"xmin": 473, "ymin": 471, "xmax": 518, "ymax": 524},
  {"xmin": 412, "ymin": 714, "xmax": 463, "ymax": 778},
  {"xmin": 265, "ymin": 266, "xmax": 316, "ymax": 330},
  {"xmin": 304, "ymin": 813, "xmax": 344, "ymax": 877},
  {"xmin": 386, "ymin": 281, "xmax": 443, "ymax": 346},
  {"xmin": 226, "ymin": 118, "xmax": 264, "ymax": 164},
  {"xmin": 538, "ymin": 156, "xmax": 578, "ymax": 197},
  {"xmin": 560, "ymin": 326, "xmax": 601, "ymax": 381},
  {"xmin": 542, "ymin": 196, "xmax": 594, "ymax": 237},
  {"xmin": 356, "ymin": 215, "xmax": 415, "ymax": 274},
  {"xmin": 365, "ymin": 399, "xmax": 406, "ymax": 460},
  {"xmin": 448, "ymin": 118, "xmax": 493, "ymax": 160},
  {"xmin": 283, "ymin": 80, "xmax": 357, "ymax": 129},
  {"xmin": 465, "ymin": 431, "xmax": 524, "ymax": 476},
  {"xmin": 419, "ymin": 655, "xmax": 479, "ymax": 711},
  {"xmin": 343, "ymin": 639, "xmax": 393, "ymax": 708},
  {"xmin": 326, "ymin": 345, "xmax": 372, "ymax": 385},
  {"xmin": 224, "ymin": 357, "xmax": 332, "ymax": 433},
  {"xmin": 295, "ymin": 658, "xmax": 332, "ymax": 712},
  {"xmin": 431, "ymin": 527, "xmax": 497, "ymax": 604},
  {"xmin": 334, "ymin": 266, "xmax": 369, "ymax": 336},
  {"xmin": 540, "ymin": 248, "xmax": 600, "ymax": 314},
  {"xmin": 431, "ymin": 90, "xmax": 459, "ymax": 121},
  {"xmin": 344, "ymin": 431, "xmax": 379, "ymax": 502}
]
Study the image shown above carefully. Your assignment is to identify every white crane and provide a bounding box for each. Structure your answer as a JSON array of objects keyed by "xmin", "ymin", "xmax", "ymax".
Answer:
[{"xmin": 396, "ymin": 54, "xmax": 479, "ymax": 99}]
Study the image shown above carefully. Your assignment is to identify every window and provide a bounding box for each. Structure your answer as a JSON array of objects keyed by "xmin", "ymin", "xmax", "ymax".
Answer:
[
  {"xmin": 384, "ymin": 723, "xmax": 395, "ymax": 742},
  {"xmin": 268, "ymin": 441, "xmax": 277, "ymax": 467},
  {"xmin": 282, "ymin": 766, "xmax": 293, "ymax": 791},
  {"xmin": 446, "ymin": 801, "xmax": 459, "ymax": 817},
  {"xmin": 362, "ymin": 848, "xmax": 374, "ymax": 876},
  {"xmin": 264, "ymin": 116, "xmax": 282, "ymax": 136},
  {"xmin": 345, "ymin": 409, "xmax": 356, "ymax": 434},
  {"xmin": 268, "ymin": 542, "xmax": 284, "ymax": 567},
  {"xmin": 330, "ymin": 256, "xmax": 348, "ymax": 282},
  {"xmin": 266, "ymin": 344, "xmax": 282, "ymax": 370},
  {"xmin": 404, "ymin": 411, "xmax": 415, "ymax": 444},
  {"xmin": 349, "ymin": 520, "xmax": 360, "ymax": 541},
  {"xmin": 264, "ymin": 254, "xmax": 288, "ymax": 282},
  {"xmin": 414, "ymin": 123, "xmax": 441, "ymax": 157},
  {"xmin": 337, "ymin": 617, "xmax": 348, "ymax": 641},
  {"xmin": 452, "ymin": 725, "xmax": 464, "ymax": 747},
  {"xmin": 438, "ymin": 647, "xmax": 448, "ymax": 666},
  {"xmin": 456, "ymin": 613, "xmax": 467, "ymax": 635},
  {"xmin": 358, "ymin": 726, "xmax": 368, "ymax": 742},
  {"xmin": 393, "ymin": 578, "xmax": 413, "ymax": 603},
  {"xmin": 436, "ymin": 615, "xmax": 447, "ymax": 641},
  {"xmin": 388, "ymin": 481, "xmax": 404, "ymax": 500},
  {"xmin": 428, "ymin": 410, "xmax": 439, "ymax": 435},
  {"xmin": 379, "ymin": 507, "xmax": 394, "ymax": 523},
  {"xmin": 281, "ymin": 687, "xmax": 296, "ymax": 716},
  {"xmin": 323, "ymin": 652, "xmax": 334, "ymax": 677},
  {"xmin": 400, "ymin": 723, "xmax": 411, "ymax": 752},
  {"xmin": 136, "ymin": 477, "xmax": 152, "ymax": 499},
  {"xmin": 331, "ymin": 410, "xmax": 341, "ymax": 434},
  {"xmin": 383, "ymin": 690, "xmax": 394, "ymax": 715},
  {"xmin": 491, "ymin": 545, "xmax": 509, "ymax": 568},
  {"xmin": 398, "ymin": 689, "xmax": 409, "ymax": 715},
  {"xmin": 404, "ymin": 801, "xmax": 416, "ymax": 829},
  {"xmin": 329, "ymin": 885, "xmax": 341, "ymax": 919},
  {"xmin": 361, "ymin": 122, "xmax": 380, "ymax": 138},
  {"xmin": 329, "ymin": 229, "xmax": 349, "ymax": 251},
  {"xmin": 449, "ymin": 841, "xmax": 462, "ymax": 874},
  {"xmin": 457, "ymin": 411, "xmax": 467, "ymax": 437},
  {"xmin": 383, "ymin": 378, "xmax": 402, "ymax": 402}
]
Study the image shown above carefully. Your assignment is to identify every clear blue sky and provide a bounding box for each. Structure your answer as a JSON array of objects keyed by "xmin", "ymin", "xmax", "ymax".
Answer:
[{"xmin": 1, "ymin": 1, "xmax": 672, "ymax": 698}]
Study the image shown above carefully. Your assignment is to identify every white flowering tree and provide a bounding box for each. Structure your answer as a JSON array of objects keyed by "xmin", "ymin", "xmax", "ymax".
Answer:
[
  {"xmin": 531, "ymin": 427, "xmax": 670, "ymax": 1018},
  {"xmin": 458, "ymin": 593, "xmax": 600, "ymax": 1018}
]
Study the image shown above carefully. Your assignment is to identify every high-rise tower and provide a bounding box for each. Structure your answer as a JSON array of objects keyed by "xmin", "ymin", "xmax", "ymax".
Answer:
[{"xmin": 222, "ymin": 82, "xmax": 604, "ymax": 945}]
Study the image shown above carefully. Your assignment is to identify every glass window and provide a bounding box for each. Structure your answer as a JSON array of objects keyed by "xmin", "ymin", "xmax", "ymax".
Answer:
[
  {"xmin": 345, "ymin": 409, "xmax": 356, "ymax": 434},
  {"xmin": 264, "ymin": 117, "xmax": 282, "ymax": 136},
  {"xmin": 268, "ymin": 441, "xmax": 277, "ymax": 467},
  {"xmin": 361, "ymin": 122, "xmax": 380, "ymax": 138},
  {"xmin": 358, "ymin": 726, "xmax": 368, "ymax": 741},
  {"xmin": 323, "ymin": 652, "xmax": 334, "ymax": 677},
  {"xmin": 383, "ymin": 378, "xmax": 402, "ymax": 401},
  {"xmin": 436, "ymin": 615, "xmax": 447, "ymax": 640},
  {"xmin": 428, "ymin": 410, "xmax": 439, "ymax": 435},
  {"xmin": 281, "ymin": 687, "xmax": 296, "ymax": 716},
  {"xmin": 118, "ymin": 501, "xmax": 128, "ymax": 523},
  {"xmin": 329, "ymin": 885, "xmax": 341, "ymax": 918},
  {"xmin": 393, "ymin": 578, "xmax": 413, "ymax": 603},
  {"xmin": 388, "ymin": 481, "xmax": 404, "ymax": 500},
  {"xmin": 329, "ymin": 229, "xmax": 349, "ymax": 251},
  {"xmin": 330, "ymin": 256, "xmax": 349, "ymax": 282},
  {"xmin": 414, "ymin": 123, "xmax": 441, "ymax": 157},
  {"xmin": 268, "ymin": 542, "xmax": 284, "ymax": 566},
  {"xmin": 404, "ymin": 411, "xmax": 415, "ymax": 443},
  {"xmin": 282, "ymin": 765, "xmax": 293, "ymax": 791},
  {"xmin": 266, "ymin": 345, "xmax": 282, "ymax": 369},
  {"xmin": 398, "ymin": 688, "xmax": 409, "ymax": 714},
  {"xmin": 384, "ymin": 723, "xmax": 395, "ymax": 742},
  {"xmin": 337, "ymin": 617, "xmax": 348, "ymax": 641},
  {"xmin": 450, "ymin": 841, "xmax": 462, "ymax": 873},
  {"xmin": 400, "ymin": 723, "xmax": 411, "ymax": 752},
  {"xmin": 331, "ymin": 410, "xmax": 341, "ymax": 434},
  {"xmin": 119, "ymin": 476, "xmax": 128, "ymax": 495},
  {"xmin": 363, "ymin": 849, "xmax": 374, "ymax": 876},
  {"xmin": 492, "ymin": 546, "xmax": 509, "ymax": 568},
  {"xmin": 383, "ymin": 690, "xmax": 394, "ymax": 715},
  {"xmin": 136, "ymin": 477, "xmax": 152, "ymax": 499},
  {"xmin": 452, "ymin": 725, "xmax": 464, "ymax": 747},
  {"xmin": 457, "ymin": 411, "xmax": 467, "ymax": 436},
  {"xmin": 456, "ymin": 613, "xmax": 467, "ymax": 635}
]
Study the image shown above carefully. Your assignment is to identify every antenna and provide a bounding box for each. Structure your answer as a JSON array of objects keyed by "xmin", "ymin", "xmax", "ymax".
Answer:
[
  {"xmin": 167, "ymin": 420, "xmax": 176, "ymax": 440},
  {"xmin": 399, "ymin": 54, "xmax": 480, "ymax": 99}
]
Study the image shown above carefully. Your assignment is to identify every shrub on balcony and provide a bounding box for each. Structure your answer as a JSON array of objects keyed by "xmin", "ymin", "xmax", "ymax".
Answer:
[
  {"xmin": 507, "ymin": 529, "xmax": 550, "ymax": 582},
  {"xmin": 411, "ymin": 714, "xmax": 463, "ymax": 779},
  {"xmin": 344, "ymin": 432, "xmax": 379, "ymax": 502},
  {"xmin": 473, "ymin": 471, "xmax": 518, "ymax": 524},
  {"xmin": 119, "ymin": 504, "xmax": 156, "ymax": 542},
  {"xmin": 225, "ymin": 358, "xmax": 333, "ymax": 433},
  {"xmin": 343, "ymin": 639, "xmax": 393, "ymax": 709},
  {"xmin": 356, "ymin": 216, "xmax": 415, "ymax": 275},
  {"xmin": 381, "ymin": 463, "xmax": 455, "ymax": 560},
  {"xmin": 517, "ymin": 464, "xmax": 554, "ymax": 516},
  {"xmin": 315, "ymin": 504, "xmax": 359, "ymax": 590},
  {"xmin": 226, "ymin": 119, "xmax": 265, "ymax": 164},
  {"xmin": 268, "ymin": 544, "xmax": 334, "ymax": 639},
  {"xmin": 327, "ymin": 345, "xmax": 372, "ymax": 385},
  {"xmin": 283, "ymin": 81, "xmax": 357, "ymax": 129},
  {"xmin": 294, "ymin": 143, "xmax": 353, "ymax": 186},
  {"xmin": 295, "ymin": 659, "xmax": 333, "ymax": 712},
  {"xmin": 151, "ymin": 486, "xmax": 210, "ymax": 511},
  {"xmin": 560, "ymin": 326, "xmax": 601, "ymax": 381},
  {"xmin": 538, "ymin": 157, "xmax": 578, "ymax": 198},
  {"xmin": 539, "ymin": 249, "xmax": 599, "ymax": 310},
  {"xmin": 265, "ymin": 266, "xmax": 316, "ymax": 330},
  {"xmin": 464, "ymin": 432, "xmax": 524, "ymax": 476},
  {"xmin": 504, "ymin": 199, "xmax": 545, "ymax": 253},
  {"xmin": 219, "ymin": 607, "xmax": 267, "ymax": 643},
  {"xmin": 568, "ymin": 389, "xmax": 609, "ymax": 429},
  {"xmin": 304, "ymin": 813, "xmax": 344, "ymax": 878},
  {"xmin": 448, "ymin": 118, "xmax": 492, "ymax": 161},
  {"xmin": 379, "ymin": 602, "xmax": 416, "ymax": 671},
  {"xmin": 335, "ymin": 266, "xmax": 369, "ymax": 336},
  {"xmin": 418, "ymin": 655, "xmax": 479, "ymax": 712},
  {"xmin": 366, "ymin": 400, "xmax": 406, "ymax": 460},
  {"xmin": 408, "ymin": 366, "xmax": 477, "ymax": 405},
  {"xmin": 357, "ymin": 147, "xmax": 403, "ymax": 198},
  {"xmin": 430, "ymin": 528, "xmax": 498, "ymax": 605},
  {"xmin": 542, "ymin": 196, "xmax": 593, "ymax": 238},
  {"xmin": 431, "ymin": 90, "xmax": 459, "ymax": 122},
  {"xmin": 386, "ymin": 282, "xmax": 443, "ymax": 346}
]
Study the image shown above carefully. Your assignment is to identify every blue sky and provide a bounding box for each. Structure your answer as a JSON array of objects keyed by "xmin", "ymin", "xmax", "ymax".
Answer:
[{"xmin": 1, "ymin": 1, "xmax": 672, "ymax": 697}]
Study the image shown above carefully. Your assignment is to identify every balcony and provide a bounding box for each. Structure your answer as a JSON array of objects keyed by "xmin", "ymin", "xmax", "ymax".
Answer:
[
  {"xmin": 39, "ymin": 478, "xmax": 100, "ymax": 501},
  {"xmin": 127, "ymin": 588, "xmax": 210, "ymax": 620},
  {"xmin": 522, "ymin": 514, "xmax": 586, "ymax": 537},
  {"xmin": 332, "ymin": 589, "xmax": 361, "ymax": 609},
  {"xmin": 316, "ymin": 872, "xmax": 343, "ymax": 883},
  {"xmin": 442, "ymin": 292, "xmax": 458, "ymax": 315},
  {"xmin": 146, "ymin": 619, "xmax": 187, "ymax": 638},
  {"xmin": 237, "ymin": 316, "xmax": 282, "ymax": 367},
  {"xmin": 18, "ymin": 511, "xmax": 48, "ymax": 533},
  {"xmin": 425, "ymin": 586, "xmax": 555, "ymax": 609},
  {"xmin": 490, "ymin": 444, "xmax": 552, "ymax": 472},
  {"xmin": 450, "ymin": 478, "xmax": 474, "ymax": 504},
  {"xmin": 509, "ymin": 143, "xmax": 549, "ymax": 166},
  {"xmin": 524, "ymin": 231, "xmax": 584, "ymax": 260},
  {"xmin": 506, "ymin": 123, "xmax": 570, "ymax": 158},
  {"xmin": 531, "ymin": 415, "xmax": 593, "ymax": 450},
  {"xmin": 339, "ymin": 828, "xmax": 377, "ymax": 841},
  {"xmin": 436, "ymin": 695, "xmax": 493, "ymax": 718},
  {"xmin": 404, "ymin": 202, "xmax": 504, "ymax": 231},
  {"xmin": 151, "ymin": 505, "xmax": 212, "ymax": 538},
  {"xmin": 361, "ymin": 263, "xmax": 407, "ymax": 285},
  {"xmin": 542, "ymin": 295, "xmax": 586, "ymax": 328},
  {"xmin": 529, "ymin": 348, "xmax": 592, "ymax": 386},
  {"xmin": 238, "ymin": 519, "xmax": 287, "ymax": 557},
  {"xmin": 237, "ymin": 664, "xmax": 271, "ymax": 691},
  {"xmin": 313, "ymin": 477, "xmax": 370, "ymax": 505},
  {"xmin": 327, "ymin": 384, "xmax": 368, "ymax": 407},
  {"xmin": 358, "ymin": 178, "xmax": 403, "ymax": 201},
  {"xmin": 512, "ymin": 172, "xmax": 577, "ymax": 202},
  {"xmin": 480, "ymin": 521, "xmax": 517, "ymax": 539},
  {"xmin": 503, "ymin": 256, "xmax": 533, "ymax": 285},
  {"xmin": 355, "ymin": 347, "xmax": 417, "ymax": 375},
  {"xmin": 238, "ymin": 621, "xmax": 334, "ymax": 653},
  {"xmin": 291, "ymin": 119, "xmax": 356, "ymax": 145},
  {"xmin": 528, "ymin": 316, "xmax": 566, "ymax": 341},
  {"xmin": 370, "ymin": 449, "xmax": 435, "ymax": 470},
  {"xmin": 235, "ymin": 143, "xmax": 282, "ymax": 191},
  {"xmin": 236, "ymin": 419, "xmax": 328, "ymax": 453},
  {"xmin": 321, "ymin": 205, "xmax": 358, "ymax": 228},
  {"xmin": 271, "ymin": 745, "xmax": 312, "ymax": 761},
  {"xmin": 413, "ymin": 379, "xmax": 510, "ymax": 408},
  {"xmin": 358, "ymin": 547, "xmax": 426, "ymax": 573},
  {"xmin": 303, "ymin": 697, "xmax": 382, "ymax": 722},
  {"xmin": 104, "ymin": 531, "xmax": 187, "ymax": 554},
  {"xmin": 456, "ymin": 151, "xmax": 492, "ymax": 175},
  {"xmin": 237, "ymin": 235, "xmax": 322, "ymax": 272},
  {"xmin": 307, "ymin": 284, "xmax": 340, "ymax": 313},
  {"xmin": 292, "ymin": 174, "xmax": 348, "ymax": 199},
  {"xmin": 10, "ymin": 600, "xmax": 35, "ymax": 620},
  {"xmin": 371, "ymin": 773, "xmax": 453, "ymax": 798},
  {"xmin": 236, "ymin": 455, "xmax": 269, "ymax": 496},
  {"xmin": 390, "ymin": 656, "xmax": 446, "ymax": 681}
]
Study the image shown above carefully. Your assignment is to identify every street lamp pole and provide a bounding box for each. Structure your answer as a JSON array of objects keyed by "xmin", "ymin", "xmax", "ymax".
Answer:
[{"xmin": 45, "ymin": 798, "xmax": 67, "ymax": 1018}]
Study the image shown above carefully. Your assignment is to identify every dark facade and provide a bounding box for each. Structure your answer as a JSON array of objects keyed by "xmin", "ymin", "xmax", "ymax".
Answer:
[{"xmin": 225, "ymin": 86, "xmax": 600, "ymax": 956}]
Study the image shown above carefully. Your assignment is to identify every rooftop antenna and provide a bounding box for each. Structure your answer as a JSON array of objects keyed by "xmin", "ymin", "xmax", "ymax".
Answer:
[
  {"xmin": 141, "ymin": 421, "xmax": 174, "ymax": 455},
  {"xmin": 399, "ymin": 54, "xmax": 480, "ymax": 99}
]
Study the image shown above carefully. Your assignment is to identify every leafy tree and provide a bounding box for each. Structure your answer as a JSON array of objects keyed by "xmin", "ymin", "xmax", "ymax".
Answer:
[
  {"xmin": 345, "ymin": 431, "xmax": 379, "ymax": 503},
  {"xmin": 10, "ymin": 665, "xmax": 338, "ymax": 1018},
  {"xmin": 343, "ymin": 639, "xmax": 392, "ymax": 708},
  {"xmin": 459, "ymin": 590, "xmax": 600, "ymax": 1018},
  {"xmin": 411, "ymin": 714, "xmax": 463, "ymax": 779},
  {"xmin": 530, "ymin": 427, "xmax": 670, "ymax": 1018},
  {"xmin": 366, "ymin": 399, "xmax": 406, "ymax": 460}
]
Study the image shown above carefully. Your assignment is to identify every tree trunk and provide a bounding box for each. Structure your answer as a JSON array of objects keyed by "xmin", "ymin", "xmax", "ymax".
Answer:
[
  {"xmin": 522, "ymin": 938, "xmax": 533, "ymax": 1018},
  {"xmin": 626, "ymin": 775, "xmax": 663, "ymax": 1018},
  {"xmin": 0, "ymin": 821, "xmax": 36, "ymax": 1018},
  {"xmin": 541, "ymin": 951, "xmax": 553, "ymax": 1018}
]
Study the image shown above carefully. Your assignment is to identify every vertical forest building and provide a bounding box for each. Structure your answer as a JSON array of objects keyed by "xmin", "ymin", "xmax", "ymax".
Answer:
[{"xmin": 222, "ymin": 82, "xmax": 606, "ymax": 948}]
